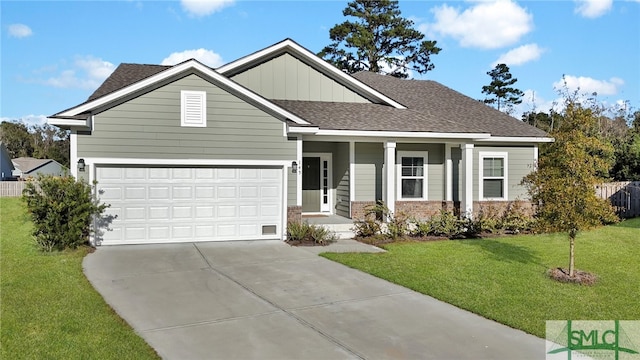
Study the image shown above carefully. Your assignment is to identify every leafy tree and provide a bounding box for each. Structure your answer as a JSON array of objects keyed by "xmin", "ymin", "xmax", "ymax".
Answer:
[
  {"xmin": 319, "ymin": 0, "xmax": 441, "ymax": 78},
  {"xmin": 610, "ymin": 110, "xmax": 640, "ymax": 180},
  {"xmin": 522, "ymin": 97, "xmax": 618, "ymax": 278},
  {"xmin": 0, "ymin": 121, "xmax": 34, "ymax": 158},
  {"xmin": 482, "ymin": 63, "xmax": 524, "ymax": 114}
]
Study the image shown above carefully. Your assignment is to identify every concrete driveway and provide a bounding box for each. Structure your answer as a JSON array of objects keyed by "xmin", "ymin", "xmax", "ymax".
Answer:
[{"xmin": 84, "ymin": 241, "xmax": 544, "ymax": 359}]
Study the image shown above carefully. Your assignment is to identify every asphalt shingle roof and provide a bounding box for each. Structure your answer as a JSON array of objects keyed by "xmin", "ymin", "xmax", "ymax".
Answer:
[
  {"xmin": 272, "ymin": 100, "xmax": 486, "ymax": 134},
  {"xmin": 12, "ymin": 157, "xmax": 54, "ymax": 173},
  {"xmin": 352, "ymin": 71, "xmax": 548, "ymax": 138},
  {"xmin": 67, "ymin": 61, "xmax": 549, "ymax": 138}
]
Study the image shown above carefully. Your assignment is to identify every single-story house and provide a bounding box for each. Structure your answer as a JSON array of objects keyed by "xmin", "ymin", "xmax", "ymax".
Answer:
[
  {"xmin": 11, "ymin": 157, "xmax": 67, "ymax": 179},
  {"xmin": 48, "ymin": 38, "xmax": 552, "ymax": 245},
  {"xmin": 1, "ymin": 142, "xmax": 16, "ymax": 181}
]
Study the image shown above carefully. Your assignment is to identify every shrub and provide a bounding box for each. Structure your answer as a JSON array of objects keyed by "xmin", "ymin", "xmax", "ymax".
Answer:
[
  {"xmin": 22, "ymin": 175, "xmax": 109, "ymax": 251},
  {"xmin": 354, "ymin": 201, "xmax": 410, "ymax": 240},
  {"xmin": 352, "ymin": 218, "xmax": 381, "ymax": 238},
  {"xmin": 500, "ymin": 201, "xmax": 536, "ymax": 233},
  {"xmin": 286, "ymin": 221, "xmax": 337, "ymax": 245},
  {"xmin": 429, "ymin": 210, "xmax": 464, "ymax": 238}
]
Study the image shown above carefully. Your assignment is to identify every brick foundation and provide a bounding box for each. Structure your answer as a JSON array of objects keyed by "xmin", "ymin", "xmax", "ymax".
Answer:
[
  {"xmin": 287, "ymin": 206, "xmax": 302, "ymax": 224},
  {"xmin": 395, "ymin": 201, "xmax": 455, "ymax": 220},
  {"xmin": 350, "ymin": 201, "xmax": 376, "ymax": 220},
  {"xmin": 472, "ymin": 200, "xmax": 534, "ymax": 218}
]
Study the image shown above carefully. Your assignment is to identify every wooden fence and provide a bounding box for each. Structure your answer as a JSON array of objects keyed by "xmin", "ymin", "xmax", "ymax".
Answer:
[
  {"xmin": 596, "ymin": 181, "xmax": 640, "ymax": 218},
  {"xmin": 0, "ymin": 182, "xmax": 27, "ymax": 197}
]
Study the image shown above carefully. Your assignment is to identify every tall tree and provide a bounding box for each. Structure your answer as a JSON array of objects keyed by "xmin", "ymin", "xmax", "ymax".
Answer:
[
  {"xmin": 522, "ymin": 97, "xmax": 618, "ymax": 278},
  {"xmin": 0, "ymin": 121, "xmax": 34, "ymax": 158},
  {"xmin": 482, "ymin": 63, "xmax": 524, "ymax": 114},
  {"xmin": 319, "ymin": 0, "xmax": 441, "ymax": 78}
]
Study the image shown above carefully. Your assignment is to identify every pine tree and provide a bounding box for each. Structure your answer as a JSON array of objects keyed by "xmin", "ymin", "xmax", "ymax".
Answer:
[
  {"xmin": 482, "ymin": 64, "xmax": 524, "ymax": 114},
  {"xmin": 319, "ymin": 0, "xmax": 441, "ymax": 78}
]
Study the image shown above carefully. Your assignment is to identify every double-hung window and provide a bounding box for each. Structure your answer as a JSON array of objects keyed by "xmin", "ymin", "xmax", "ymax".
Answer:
[
  {"xmin": 397, "ymin": 151, "xmax": 428, "ymax": 200},
  {"xmin": 479, "ymin": 152, "xmax": 508, "ymax": 199}
]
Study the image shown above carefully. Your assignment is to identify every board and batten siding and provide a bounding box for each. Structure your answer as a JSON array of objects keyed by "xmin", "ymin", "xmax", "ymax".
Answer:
[
  {"xmin": 397, "ymin": 143, "xmax": 445, "ymax": 201},
  {"xmin": 473, "ymin": 146, "xmax": 535, "ymax": 201},
  {"xmin": 354, "ymin": 142, "xmax": 383, "ymax": 202},
  {"xmin": 78, "ymin": 74, "xmax": 296, "ymax": 161},
  {"xmin": 231, "ymin": 53, "xmax": 371, "ymax": 103}
]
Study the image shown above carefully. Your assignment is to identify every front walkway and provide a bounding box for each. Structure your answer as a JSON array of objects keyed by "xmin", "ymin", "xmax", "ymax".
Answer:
[{"xmin": 84, "ymin": 241, "xmax": 544, "ymax": 359}]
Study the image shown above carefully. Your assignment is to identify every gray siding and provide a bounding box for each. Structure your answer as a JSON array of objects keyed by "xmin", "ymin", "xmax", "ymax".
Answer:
[
  {"xmin": 288, "ymin": 170, "xmax": 297, "ymax": 206},
  {"xmin": 78, "ymin": 74, "xmax": 296, "ymax": 160},
  {"xmin": 302, "ymin": 141, "xmax": 350, "ymax": 216},
  {"xmin": 397, "ymin": 143, "xmax": 445, "ymax": 201},
  {"xmin": 231, "ymin": 53, "xmax": 370, "ymax": 103},
  {"xmin": 473, "ymin": 146, "xmax": 535, "ymax": 201},
  {"xmin": 354, "ymin": 142, "xmax": 383, "ymax": 201},
  {"xmin": 334, "ymin": 143, "xmax": 350, "ymax": 218},
  {"xmin": 27, "ymin": 162, "xmax": 66, "ymax": 177},
  {"xmin": 451, "ymin": 147, "xmax": 461, "ymax": 202}
]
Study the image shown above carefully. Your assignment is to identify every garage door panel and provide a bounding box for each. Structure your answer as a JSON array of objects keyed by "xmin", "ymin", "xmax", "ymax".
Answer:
[{"xmin": 97, "ymin": 166, "xmax": 282, "ymax": 244}]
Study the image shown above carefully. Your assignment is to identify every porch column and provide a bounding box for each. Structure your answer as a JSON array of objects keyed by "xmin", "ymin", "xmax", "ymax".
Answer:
[
  {"xmin": 445, "ymin": 143, "xmax": 453, "ymax": 202},
  {"xmin": 460, "ymin": 143, "xmax": 474, "ymax": 218},
  {"xmin": 296, "ymin": 136, "xmax": 302, "ymax": 206},
  {"xmin": 70, "ymin": 130, "xmax": 78, "ymax": 178},
  {"xmin": 349, "ymin": 141, "xmax": 355, "ymax": 218},
  {"xmin": 384, "ymin": 141, "xmax": 396, "ymax": 216}
]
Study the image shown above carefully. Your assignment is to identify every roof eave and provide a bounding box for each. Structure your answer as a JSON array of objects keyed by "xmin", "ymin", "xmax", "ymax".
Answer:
[
  {"xmin": 53, "ymin": 60, "xmax": 311, "ymax": 126},
  {"xmin": 475, "ymin": 136, "xmax": 554, "ymax": 143}
]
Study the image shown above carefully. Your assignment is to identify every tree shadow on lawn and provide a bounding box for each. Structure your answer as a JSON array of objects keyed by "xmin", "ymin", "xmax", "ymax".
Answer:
[
  {"xmin": 612, "ymin": 217, "xmax": 640, "ymax": 228},
  {"xmin": 462, "ymin": 239, "xmax": 545, "ymax": 267}
]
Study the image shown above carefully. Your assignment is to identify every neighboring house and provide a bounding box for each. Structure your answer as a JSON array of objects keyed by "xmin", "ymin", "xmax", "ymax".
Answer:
[
  {"xmin": 12, "ymin": 157, "xmax": 67, "ymax": 179},
  {"xmin": 48, "ymin": 39, "xmax": 552, "ymax": 245},
  {"xmin": 0, "ymin": 142, "xmax": 16, "ymax": 181}
]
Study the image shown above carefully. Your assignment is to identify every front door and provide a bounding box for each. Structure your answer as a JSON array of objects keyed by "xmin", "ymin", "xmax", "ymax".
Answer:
[{"xmin": 302, "ymin": 154, "xmax": 331, "ymax": 213}]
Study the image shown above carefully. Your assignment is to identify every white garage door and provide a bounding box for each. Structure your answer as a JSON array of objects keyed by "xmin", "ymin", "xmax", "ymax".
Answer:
[{"xmin": 96, "ymin": 166, "xmax": 283, "ymax": 245}]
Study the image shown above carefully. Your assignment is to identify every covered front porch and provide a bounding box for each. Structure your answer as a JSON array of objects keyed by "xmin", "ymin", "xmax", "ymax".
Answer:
[{"xmin": 287, "ymin": 138, "xmax": 480, "ymax": 223}]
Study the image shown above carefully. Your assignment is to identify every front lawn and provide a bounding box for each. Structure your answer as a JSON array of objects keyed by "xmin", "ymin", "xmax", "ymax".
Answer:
[
  {"xmin": 0, "ymin": 197, "xmax": 158, "ymax": 359},
  {"xmin": 322, "ymin": 218, "xmax": 640, "ymax": 338}
]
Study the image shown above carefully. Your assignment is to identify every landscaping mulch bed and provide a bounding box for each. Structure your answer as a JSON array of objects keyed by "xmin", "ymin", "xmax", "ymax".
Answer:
[
  {"xmin": 547, "ymin": 267, "xmax": 597, "ymax": 286},
  {"xmin": 285, "ymin": 239, "xmax": 332, "ymax": 246}
]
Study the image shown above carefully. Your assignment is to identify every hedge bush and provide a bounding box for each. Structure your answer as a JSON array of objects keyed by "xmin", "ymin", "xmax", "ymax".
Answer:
[{"xmin": 22, "ymin": 175, "xmax": 109, "ymax": 251}]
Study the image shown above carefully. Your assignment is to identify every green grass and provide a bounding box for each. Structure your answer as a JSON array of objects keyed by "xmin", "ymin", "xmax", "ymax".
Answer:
[
  {"xmin": 0, "ymin": 197, "xmax": 159, "ymax": 359},
  {"xmin": 322, "ymin": 218, "xmax": 640, "ymax": 338}
]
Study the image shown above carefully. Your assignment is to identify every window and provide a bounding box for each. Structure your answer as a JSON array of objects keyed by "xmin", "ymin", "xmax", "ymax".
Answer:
[
  {"xmin": 479, "ymin": 152, "xmax": 507, "ymax": 199},
  {"xmin": 397, "ymin": 151, "xmax": 427, "ymax": 200},
  {"xmin": 181, "ymin": 90, "xmax": 206, "ymax": 127}
]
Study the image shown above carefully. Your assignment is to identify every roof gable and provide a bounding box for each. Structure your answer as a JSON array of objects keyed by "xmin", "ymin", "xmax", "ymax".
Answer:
[
  {"xmin": 48, "ymin": 59, "xmax": 310, "ymax": 127},
  {"xmin": 217, "ymin": 39, "xmax": 406, "ymax": 109}
]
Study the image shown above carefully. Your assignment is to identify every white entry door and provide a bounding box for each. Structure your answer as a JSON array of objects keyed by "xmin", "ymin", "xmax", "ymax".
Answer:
[{"xmin": 95, "ymin": 166, "xmax": 282, "ymax": 245}]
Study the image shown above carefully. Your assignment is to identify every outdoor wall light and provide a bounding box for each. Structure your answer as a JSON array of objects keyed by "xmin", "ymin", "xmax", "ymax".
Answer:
[
  {"xmin": 292, "ymin": 161, "xmax": 298, "ymax": 174},
  {"xmin": 78, "ymin": 159, "xmax": 86, "ymax": 172}
]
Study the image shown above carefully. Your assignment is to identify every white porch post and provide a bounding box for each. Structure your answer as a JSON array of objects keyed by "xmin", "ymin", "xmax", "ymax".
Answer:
[
  {"xmin": 461, "ymin": 143, "xmax": 474, "ymax": 218},
  {"xmin": 384, "ymin": 141, "xmax": 396, "ymax": 215},
  {"xmin": 533, "ymin": 145, "xmax": 539, "ymax": 170},
  {"xmin": 296, "ymin": 136, "xmax": 302, "ymax": 207},
  {"xmin": 349, "ymin": 141, "xmax": 355, "ymax": 218},
  {"xmin": 445, "ymin": 143, "xmax": 453, "ymax": 202}
]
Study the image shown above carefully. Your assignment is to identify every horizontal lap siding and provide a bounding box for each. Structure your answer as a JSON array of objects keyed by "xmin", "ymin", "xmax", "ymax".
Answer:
[
  {"xmin": 78, "ymin": 74, "xmax": 296, "ymax": 160},
  {"xmin": 335, "ymin": 143, "xmax": 350, "ymax": 218},
  {"xmin": 231, "ymin": 53, "xmax": 370, "ymax": 103},
  {"xmin": 474, "ymin": 146, "xmax": 534, "ymax": 201},
  {"xmin": 355, "ymin": 143, "xmax": 382, "ymax": 202}
]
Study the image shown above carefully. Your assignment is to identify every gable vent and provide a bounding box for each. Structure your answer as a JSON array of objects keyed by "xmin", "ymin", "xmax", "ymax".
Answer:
[{"xmin": 181, "ymin": 90, "xmax": 206, "ymax": 127}]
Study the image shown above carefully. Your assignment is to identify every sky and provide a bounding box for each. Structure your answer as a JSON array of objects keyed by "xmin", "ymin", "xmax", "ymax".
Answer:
[{"xmin": 1, "ymin": 0, "xmax": 639, "ymax": 126}]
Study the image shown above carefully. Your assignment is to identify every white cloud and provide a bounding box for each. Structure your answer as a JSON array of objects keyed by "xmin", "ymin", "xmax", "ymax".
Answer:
[
  {"xmin": 553, "ymin": 75, "xmax": 624, "ymax": 96},
  {"xmin": 423, "ymin": 0, "xmax": 533, "ymax": 49},
  {"xmin": 493, "ymin": 43, "xmax": 545, "ymax": 67},
  {"xmin": 8, "ymin": 24, "xmax": 33, "ymax": 38},
  {"xmin": 1, "ymin": 115, "xmax": 48, "ymax": 127},
  {"xmin": 45, "ymin": 56, "xmax": 115, "ymax": 90},
  {"xmin": 161, "ymin": 49, "xmax": 224, "ymax": 68},
  {"xmin": 180, "ymin": 0, "xmax": 234, "ymax": 17},
  {"xmin": 575, "ymin": 0, "xmax": 613, "ymax": 18}
]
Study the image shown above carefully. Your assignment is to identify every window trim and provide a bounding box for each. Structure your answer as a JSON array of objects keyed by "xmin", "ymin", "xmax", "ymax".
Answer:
[
  {"xmin": 478, "ymin": 151, "xmax": 508, "ymax": 200},
  {"xmin": 396, "ymin": 151, "xmax": 428, "ymax": 201},
  {"xmin": 180, "ymin": 90, "xmax": 207, "ymax": 127}
]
